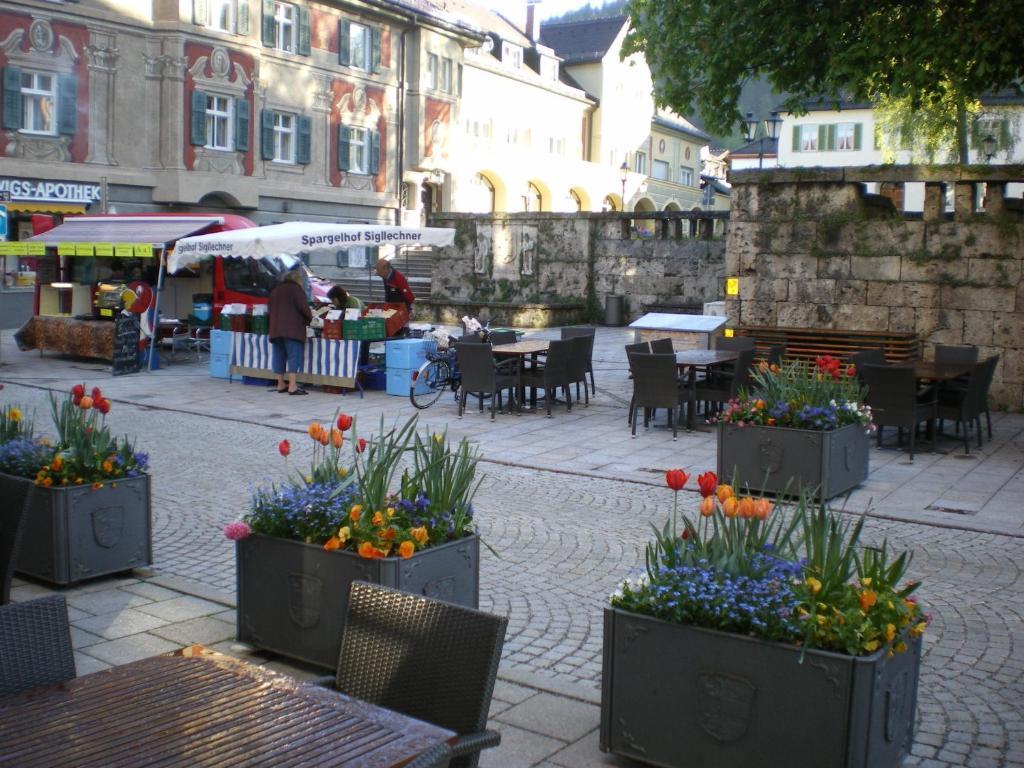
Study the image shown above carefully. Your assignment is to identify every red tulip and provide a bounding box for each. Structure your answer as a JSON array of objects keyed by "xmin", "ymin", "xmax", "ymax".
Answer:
[
  {"xmin": 846, "ymin": 365, "xmax": 856, "ymax": 378},
  {"xmin": 336, "ymin": 413, "xmax": 353, "ymax": 432},
  {"xmin": 278, "ymin": 439, "xmax": 291, "ymax": 457},
  {"xmin": 71, "ymin": 384, "xmax": 85, "ymax": 398},
  {"xmin": 697, "ymin": 471, "xmax": 718, "ymax": 498},
  {"xmin": 356, "ymin": 438, "xmax": 367, "ymax": 453},
  {"xmin": 96, "ymin": 398, "xmax": 111, "ymax": 415},
  {"xmin": 665, "ymin": 469, "xmax": 689, "ymax": 491},
  {"xmin": 91, "ymin": 386, "xmax": 102, "ymax": 400}
]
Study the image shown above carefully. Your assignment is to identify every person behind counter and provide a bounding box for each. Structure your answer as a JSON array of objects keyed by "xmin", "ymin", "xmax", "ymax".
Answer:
[
  {"xmin": 268, "ymin": 269, "xmax": 312, "ymax": 395},
  {"xmin": 326, "ymin": 285, "xmax": 370, "ymax": 367},
  {"xmin": 374, "ymin": 258, "xmax": 415, "ymax": 311}
]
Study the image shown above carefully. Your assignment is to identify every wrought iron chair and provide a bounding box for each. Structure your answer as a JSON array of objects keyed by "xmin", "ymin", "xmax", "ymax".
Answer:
[
  {"xmin": 850, "ymin": 348, "xmax": 887, "ymax": 387},
  {"xmin": 488, "ymin": 330, "xmax": 518, "ymax": 345},
  {"xmin": 628, "ymin": 352, "xmax": 686, "ymax": 439},
  {"xmin": 0, "ymin": 594, "xmax": 76, "ymax": 694},
  {"xmin": 649, "ymin": 337, "xmax": 675, "ymax": 354},
  {"xmin": 861, "ymin": 364, "xmax": 937, "ymax": 460},
  {"xmin": 1, "ymin": 484, "xmax": 32, "ymax": 606},
  {"xmin": 455, "ymin": 343, "xmax": 518, "ymax": 419},
  {"xmin": 561, "ymin": 326, "xmax": 597, "ymax": 394},
  {"xmin": 519, "ymin": 339, "xmax": 573, "ymax": 417},
  {"xmin": 712, "ymin": 336, "xmax": 756, "ymax": 351},
  {"xmin": 695, "ymin": 348, "xmax": 755, "ymax": 418},
  {"xmin": 767, "ymin": 344, "xmax": 785, "ymax": 367},
  {"xmin": 937, "ymin": 355, "xmax": 998, "ymax": 454},
  {"xmin": 934, "ymin": 344, "xmax": 978, "ymax": 365},
  {"xmin": 566, "ymin": 334, "xmax": 590, "ymax": 406},
  {"xmin": 405, "ymin": 743, "xmax": 454, "ymax": 768},
  {"xmin": 625, "ymin": 341, "xmax": 651, "ymax": 425},
  {"xmin": 329, "ymin": 582, "xmax": 508, "ymax": 768}
]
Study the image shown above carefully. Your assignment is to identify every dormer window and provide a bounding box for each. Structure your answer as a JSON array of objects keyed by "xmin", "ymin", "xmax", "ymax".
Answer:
[
  {"xmin": 502, "ymin": 42, "xmax": 522, "ymax": 69},
  {"xmin": 540, "ymin": 56, "xmax": 558, "ymax": 81}
]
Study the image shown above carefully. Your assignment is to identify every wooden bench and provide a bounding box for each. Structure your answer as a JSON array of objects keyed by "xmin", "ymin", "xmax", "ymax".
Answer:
[{"xmin": 733, "ymin": 325, "xmax": 919, "ymax": 363}]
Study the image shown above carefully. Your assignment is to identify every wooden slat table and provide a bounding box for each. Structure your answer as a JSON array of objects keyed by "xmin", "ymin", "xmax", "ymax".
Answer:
[
  {"xmin": 492, "ymin": 339, "xmax": 550, "ymax": 412},
  {"xmin": 913, "ymin": 361, "xmax": 972, "ymax": 382},
  {"xmin": 0, "ymin": 646, "xmax": 454, "ymax": 768}
]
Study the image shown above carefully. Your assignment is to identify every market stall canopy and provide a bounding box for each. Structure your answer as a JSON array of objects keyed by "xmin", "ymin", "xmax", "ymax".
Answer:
[
  {"xmin": 28, "ymin": 216, "xmax": 224, "ymax": 257},
  {"xmin": 167, "ymin": 222, "xmax": 456, "ymax": 274}
]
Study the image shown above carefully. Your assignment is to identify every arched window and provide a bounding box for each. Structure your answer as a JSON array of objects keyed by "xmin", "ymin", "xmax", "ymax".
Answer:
[
  {"xmin": 602, "ymin": 195, "xmax": 618, "ymax": 212},
  {"xmin": 570, "ymin": 189, "xmax": 583, "ymax": 212},
  {"xmin": 523, "ymin": 182, "xmax": 543, "ymax": 212},
  {"xmin": 470, "ymin": 173, "xmax": 496, "ymax": 212}
]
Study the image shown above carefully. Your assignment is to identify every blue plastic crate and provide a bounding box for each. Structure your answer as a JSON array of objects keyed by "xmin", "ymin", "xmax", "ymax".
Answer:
[
  {"xmin": 361, "ymin": 367, "xmax": 386, "ymax": 390},
  {"xmin": 242, "ymin": 375, "xmax": 274, "ymax": 386},
  {"xmin": 210, "ymin": 353, "xmax": 230, "ymax": 379},
  {"xmin": 385, "ymin": 338, "xmax": 437, "ymax": 370},
  {"xmin": 211, "ymin": 329, "xmax": 233, "ymax": 356},
  {"xmin": 386, "ymin": 366, "xmax": 431, "ymax": 397}
]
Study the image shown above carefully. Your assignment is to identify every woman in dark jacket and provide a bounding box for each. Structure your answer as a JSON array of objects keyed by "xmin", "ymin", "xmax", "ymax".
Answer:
[{"xmin": 268, "ymin": 270, "xmax": 312, "ymax": 394}]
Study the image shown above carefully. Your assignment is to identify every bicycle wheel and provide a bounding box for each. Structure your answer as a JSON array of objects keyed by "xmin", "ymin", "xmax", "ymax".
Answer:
[{"xmin": 410, "ymin": 359, "xmax": 450, "ymax": 409}]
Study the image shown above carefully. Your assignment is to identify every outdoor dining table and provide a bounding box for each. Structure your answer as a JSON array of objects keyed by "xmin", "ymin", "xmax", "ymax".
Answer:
[
  {"xmin": 913, "ymin": 360, "xmax": 973, "ymax": 382},
  {"xmin": 674, "ymin": 348, "xmax": 740, "ymax": 430},
  {"xmin": 492, "ymin": 338, "xmax": 550, "ymax": 411},
  {"xmin": 0, "ymin": 645, "xmax": 454, "ymax": 768}
]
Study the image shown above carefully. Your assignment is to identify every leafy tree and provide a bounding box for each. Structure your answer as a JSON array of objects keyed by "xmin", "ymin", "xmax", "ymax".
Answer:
[{"xmin": 623, "ymin": 0, "xmax": 1023, "ymax": 160}]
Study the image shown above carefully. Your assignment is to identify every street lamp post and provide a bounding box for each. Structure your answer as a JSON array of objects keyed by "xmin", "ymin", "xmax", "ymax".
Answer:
[
  {"xmin": 619, "ymin": 161, "xmax": 629, "ymax": 210},
  {"xmin": 743, "ymin": 111, "xmax": 783, "ymax": 169}
]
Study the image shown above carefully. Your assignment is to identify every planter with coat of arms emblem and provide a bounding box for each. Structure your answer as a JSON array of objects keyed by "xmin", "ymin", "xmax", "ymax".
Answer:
[
  {"xmin": 235, "ymin": 532, "xmax": 480, "ymax": 669},
  {"xmin": 600, "ymin": 607, "xmax": 921, "ymax": 768},
  {"xmin": 717, "ymin": 422, "xmax": 869, "ymax": 501},
  {"xmin": 0, "ymin": 472, "xmax": 153, "ymax": 586}
]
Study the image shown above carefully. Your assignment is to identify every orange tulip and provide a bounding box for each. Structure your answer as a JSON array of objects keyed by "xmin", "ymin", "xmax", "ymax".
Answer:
[
  {"xmin": 307, "ymin": 423, "xmax": 320, "ymax": 439},
  {"xmin": 722, "ymin": 497, "xmax": 739, "ymax": 518},
  {"xmin": 737, "ymin": 497, "xmax": 756, "ymax": 519},
  {"xmin": 331, "ymin": 429, "xmax": 343, "ymax": 449},
  {"xmin": 79, "ymin": 395, "xmax": 94, "ymax": 410},
  {"xmin": 754, "ymin": 499, "xmax": 773, "ymax": 520},
  {"xmin": 699, "ymin": 496, "xmax": 716, "ymax": 517},
  {"xmin": 399, "ymin": 541, "xmax": 415, "ymax": 559},
  {"xmin": 716, "ymin": 484, "xmax": 734, "ymax": 502}
]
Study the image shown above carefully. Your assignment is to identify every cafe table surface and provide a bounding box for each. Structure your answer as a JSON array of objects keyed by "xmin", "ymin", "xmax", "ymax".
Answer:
[
  {"xmin": 490, "ymin": 339, "xmax": 550, "ymax": 356},
  {"xmin": 913, "ymin": 360, "xmax": 973, "ymax": 381},
  {"xmin": 0, "ymin": 645, "xmax": 454, "ymax": 768}
]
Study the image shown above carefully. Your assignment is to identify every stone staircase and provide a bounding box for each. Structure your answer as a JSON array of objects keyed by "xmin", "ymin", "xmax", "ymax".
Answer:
[{"xmin": 323, "ymin": 248, "xmax": 433, "ymax": 304}]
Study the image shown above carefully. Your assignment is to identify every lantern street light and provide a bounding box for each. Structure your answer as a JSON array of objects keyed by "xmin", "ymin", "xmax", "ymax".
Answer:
[
  {"xmin": 981, "ymin": 134, "xmax": 997, "ymax": 163},
  {"xmin": 619, "ymin": 161, "xmax": 629, "ymax": 210},
  {"xmin": 743, "ymin": 111, "xmax": 783, "ymax": 169}
]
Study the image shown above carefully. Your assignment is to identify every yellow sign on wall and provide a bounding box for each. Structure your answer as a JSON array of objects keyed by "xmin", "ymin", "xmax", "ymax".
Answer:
[{"xmin": 725, "ymin": 277, "xmax": 740, "ymax": 296}]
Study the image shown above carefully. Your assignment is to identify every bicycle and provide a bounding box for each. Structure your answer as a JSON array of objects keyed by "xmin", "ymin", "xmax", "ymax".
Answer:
[{"xmin": 410, "ymin": 344, "xmax": 461, "ymax": 409}]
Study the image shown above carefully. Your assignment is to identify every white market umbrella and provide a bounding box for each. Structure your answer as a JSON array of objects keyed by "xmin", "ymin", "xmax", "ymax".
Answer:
[{"xmin": 167, "ymin": 222, "xmax": 455, "ymax": 273}]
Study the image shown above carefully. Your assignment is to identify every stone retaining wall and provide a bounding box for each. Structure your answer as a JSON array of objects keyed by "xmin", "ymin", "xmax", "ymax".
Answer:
[
  {"xmin": 428, "ymin": 211, "xmax": 727, "ymax": 326},
  {"xmin": 727, "ymin": 167, "xmax": 1024, "ymax": 407}
]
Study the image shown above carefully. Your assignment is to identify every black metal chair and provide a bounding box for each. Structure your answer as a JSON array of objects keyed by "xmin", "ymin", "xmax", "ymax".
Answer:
[
  {"xmin": 850, "ymin": 348, "xmax": 887, "ymax": 387},
  {"xmin": 712, "ymin": 336, "xmax": 756, "ymax": 351},
  {"xmin": 708, "ymin": 336, "xmax": 756, "ymax": 386},
  {"xmin": 0, "ymin": 594, "xmax": 76, "ymax": 695},
  {"xmin": 625, "ymin": 341, "xmax": 651, "ymax": 425},
  {"xmin": 519, "ymin": 338, "xmax": 573, "ymax": 416},
  {"xmin": 767, "ymin": 344, "xmax": 785, "ymax": 367},
  {"xmin": 488, "ymin": 330, "xmax": 518, "ymax": 345},
  {"xmin": 938, "ymin": 356, "xmax": 998, "ymax": 454},
  {"xmin": 861, "ymin": 364, "xmax": 937, "ymax": 460},
  {"xmin": 561, "ymin": 326, "xmax": 596, "ymax": 395},
  {"xmin": 455, "ymin": 343, "xmax": 518, "ymax": 420},
  {"xmin": 566, "ymin": 334, "xmax": 590, "ymax": 406},
  {"xmin": 649, "ymin": 337, "xmax": 674, "ymax": 354},
  {"xmin": 934, "ymin": 344, "xmax": 978, "ymax": 365},
  {"xmin": 329, "ymin": 582, "xmax": 508, "ymax": 768},
  {"xmin": 695, "ymin": 348, "xmax": 755, "ymax": 417},
  {"xmin": 1, "ymin": 484, "xmax": 32, "ymax": 605},
  {"xmin": 405, "ymin": 743, "xmax": 454, "ymax": 768},
  {"xmin": 628, "ymin": 352, "xmax": 686, "ymax": 439}
]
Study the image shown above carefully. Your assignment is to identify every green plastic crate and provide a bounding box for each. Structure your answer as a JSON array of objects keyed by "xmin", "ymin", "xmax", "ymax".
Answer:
[
  {"xmin": 343, "ymin": 318, "xmax": 386, "ymax": 340},
  {"xmin": 250, "ymin": 316, "xmax": 269, "ymax": 334}
]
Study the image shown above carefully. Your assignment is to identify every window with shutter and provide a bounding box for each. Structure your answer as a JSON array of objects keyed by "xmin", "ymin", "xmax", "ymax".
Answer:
[
  {"xmin": 853, "ymin": 123, "xmax": 862, "ymax": 150},
  {"xmin": 238, "ymin": 1, "xmax": 250, "ymax": 35},
  {"xmin": 2, "ymin": 67, "xmax": 23, "ymax": 131},
  {"xmin": 817, "ymin": 125, "xmax": 827, "ymax": 152},
  {"xmin": 339, "ymin": 19, "xmax": 351, "ymax": 66},
  {"xmin": 338, "ymin": 125, "xmax": 351, "ymax": 170},
  {"xmin": 190, "ymin": 90, "xmax": 208, "ymax": 145},
  {"xmin": 57, "ymin": 73, "xmax": 78, "ymax": 136},
  {"xmin": 826, "ymin": 124, "xmax": 837, "ymax": 150},
  {"xmin": 273, "ymin": 2, "xmax": 296, "ymax": 52},
  {"xmin": 370, "ymin": 27, "xmax": 381, "ymax": 72},
  {"xmin": 260, "ymin": 109, "xmax": 275, "ymax": 159},
  {"xmin": 298, "ymin": 6, "xmax": 310, "ymax": 55},
  {"xmin": 791, "ymin": 126, "xmax": 800, "ymax": 152},
  {"xmin": 262, "ymin": 0, "xmax": 276, "ymax": 46},
  {"xmin": 835, "ymin": 122, "xmax": 854, "ymax": 151},
  {"xmin": 234, "ymin": 97, "xmax": 250, "ymax": 151},
  {"xmin": 368, "ymin": 130, "xmax": 380, "ymax": 175},
  {"xmin": 193, "ymin": 0, "xmax": 209, "ymax": 25},
  {"xmin": 296, "ymin": 115, "xmax": 311, "ymax": 164}
]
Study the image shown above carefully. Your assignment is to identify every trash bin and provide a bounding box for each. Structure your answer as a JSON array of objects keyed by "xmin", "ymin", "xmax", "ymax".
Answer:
[{"xmin": 604, "ymin": 294, "xmax": 625, "ymax": 326}]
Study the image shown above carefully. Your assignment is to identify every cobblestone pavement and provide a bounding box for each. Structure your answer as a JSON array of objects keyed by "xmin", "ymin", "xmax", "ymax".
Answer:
[{"xmin": 3, "ymin": 329, "xmax": 1024, "ymax": 767}]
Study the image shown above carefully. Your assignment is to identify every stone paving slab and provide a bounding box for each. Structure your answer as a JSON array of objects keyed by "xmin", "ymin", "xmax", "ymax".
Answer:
[{"xmin": 3, "ymin": 328, "xmax": 1024, "ymax": 767}]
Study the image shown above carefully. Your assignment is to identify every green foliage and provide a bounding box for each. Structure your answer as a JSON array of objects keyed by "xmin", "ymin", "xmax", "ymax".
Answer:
[
  {"xmin": 405, "ymin": 428, "xmax": 481, "ymax": 544},
  {"xmin": 624, "ymin": 0, "xmax": 1024, "ymax": 136}
]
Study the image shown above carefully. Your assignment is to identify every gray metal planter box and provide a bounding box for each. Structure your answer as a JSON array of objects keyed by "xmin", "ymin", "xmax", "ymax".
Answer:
[
  {"xmin": 601, "ymin": 608, "xmax": 920, "ymax": 768},
  {"xmin": 236, "ymin": 533, "xmax": 480, "ymax": 669},
  {"xmin": 0, "ymin": 472, "xmax": 153, "ymax": 586},
  {"xmin": 717, "ymin": 422, "xmax": 869, "ymax": 500}
]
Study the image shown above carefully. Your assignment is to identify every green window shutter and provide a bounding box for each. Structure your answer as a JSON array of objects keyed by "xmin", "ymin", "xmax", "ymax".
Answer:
[
  {"xmin": 338, "ymin": 125, "xmax": 351, "ymax": 170},
  {"xmin": 193, "ymin": 0, "xmax": 209, "ymax": 24},
  {"xmin": 457, "ymin": 63, "xmax": 463, "ymax": 97},
  {"xmin": 339, "ymin": 19, "xmax": 351, "ymax": 66},
  {"xmin": 238, "ymin": 1, "xmax": 250, "ymax": 35},
  {"xmin": 296, "ymin": 115, "xmax": 311, "ymax": 164},
  {"xmin": 998, "ymin": 119, "xmax": 1011, "ymax": 148},
  {"xmin": 826, "ymin": 124, "xmax": 836, "ymax": 150},
  {"xmin": 2, "ymin": 67, "xmax": 23, "ymax": 131},
  {"xmin": 235, "ymin": 98, "xmax": 250, "ymax": 151},
  {"xmin": 260, "ymin": 109, "xmax": 275, "ymax": 160},
  {"xmin": 298, "ymin": 6, "xmax": 311, "ymax": 55},
  {"xmin": 853, "ymin": 123, "xmax": 862, "ymax": 150},
  {"xmin": 791, "ymin": 126, "xmax": 800, "ymax": 152},
  {"xmin": 190, "ymin": 90, "xmax": 207, "ymax": 146},
  {"xmin": 262, "ymin": 0, "xmax": 275, "ymax": 46},
  {"xmin": 370, "ymin": 26, "xmax": 381, "ymax": 72},
  {"xmin": 57, "ymin": 73, "xmax": 78, "ymax": 135},
  {"xmin": 368, "ymin": 129, "xmax": 380, "ymax": 174},
  {"xmin": 817, "ymin": 125, "xmax": 827, "ymax": 151}
]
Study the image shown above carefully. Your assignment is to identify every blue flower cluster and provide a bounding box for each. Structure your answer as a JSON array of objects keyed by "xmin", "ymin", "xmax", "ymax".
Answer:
[
  {"xmin": 612, "ymin": 556, "xmax": 803, "ymax": 643},
  {"xmin": 795, "ymin": 404, "xmax": 839, "ymax": 430},
  {"xmin": 247, "ymin": 481, "xmax": 359, "ymax": 542},
  {"xmin": 0, "ymin": 438, "xmax": 54, "ymax": 479}
]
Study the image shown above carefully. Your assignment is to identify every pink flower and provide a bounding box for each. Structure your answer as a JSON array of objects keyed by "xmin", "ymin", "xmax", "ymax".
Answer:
[{"xmin": 223, "ymin": 521, "xmax": 252, "ymax": 541}]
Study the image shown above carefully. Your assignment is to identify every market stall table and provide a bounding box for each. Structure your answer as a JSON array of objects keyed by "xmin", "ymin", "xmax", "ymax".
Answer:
[
  {"xmin": 675, "ymin": 348, "xmax": 740, "ymax": 430},
  {"xmin": 0, "ymin": 646, "xmax": 454, "ymax": 768},
  {"xmin": 229, "ymin": 331, "xmax": 361, "ymax": 390}
]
